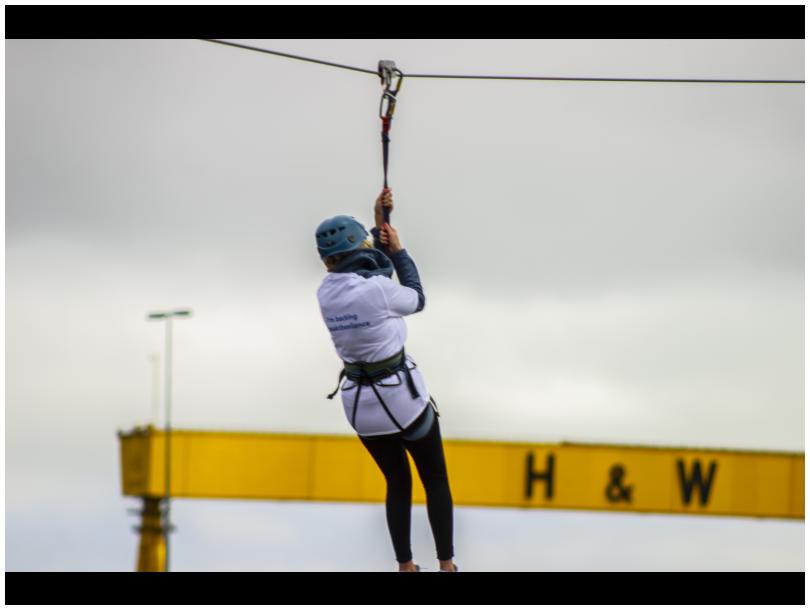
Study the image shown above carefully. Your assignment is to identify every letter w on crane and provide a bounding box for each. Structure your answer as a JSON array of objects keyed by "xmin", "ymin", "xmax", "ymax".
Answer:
[{"xmin": 677, "ymin": 459, "xmax": 718, "ymax": 506}]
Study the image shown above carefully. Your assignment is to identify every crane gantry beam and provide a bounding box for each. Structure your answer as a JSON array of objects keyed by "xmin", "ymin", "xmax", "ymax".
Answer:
[{"xmin": 119, "ymin": 426, "xmax": 803, "ymax": 517}]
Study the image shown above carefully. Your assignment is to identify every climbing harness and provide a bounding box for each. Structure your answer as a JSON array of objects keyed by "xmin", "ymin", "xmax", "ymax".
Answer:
[
  {"xmin": 378, "ymin": 59, "xmax": 403, "ymax": 226},
  {"xmin": 327, "ymin": 347, "xmax": 420, "ymax": 432},
  {"xmin": 401, "ymin": 395, "xmax": 439, "ymax": 442}
]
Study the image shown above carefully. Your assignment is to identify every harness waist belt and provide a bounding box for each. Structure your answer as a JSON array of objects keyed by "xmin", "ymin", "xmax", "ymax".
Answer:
[
  {"xmin": 326, "ymin": 348, "xmax": 422, "ymax": 433},
  {"xmin": 343, "ymin": 349, "xmax": 407, "ymax": 381}
]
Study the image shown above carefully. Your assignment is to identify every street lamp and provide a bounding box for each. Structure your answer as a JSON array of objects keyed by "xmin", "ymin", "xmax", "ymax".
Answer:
[{"xmin": 146, "ymin": 308, "xmax": 192, "ymax": 572}]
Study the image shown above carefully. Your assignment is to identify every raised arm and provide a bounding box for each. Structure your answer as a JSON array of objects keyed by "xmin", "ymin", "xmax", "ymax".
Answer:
[
  {"xmin": 377, "ymin": 222, "xmax": 425, "ymax": 313},
  {"xmin": 370, "ymin": 188, "xmax": 425, "ymax": 313}
]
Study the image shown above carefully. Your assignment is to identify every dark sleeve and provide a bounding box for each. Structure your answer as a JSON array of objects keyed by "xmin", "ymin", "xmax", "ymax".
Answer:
[{"xmin": 389, "ymin": 249, "xmax": 425, "ymax": 312}]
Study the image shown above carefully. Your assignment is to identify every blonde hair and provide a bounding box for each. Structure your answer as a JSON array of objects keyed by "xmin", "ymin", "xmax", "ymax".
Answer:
[{"xmin": 324, "ymin": 238, "xmax": 373, "ymax": 271}]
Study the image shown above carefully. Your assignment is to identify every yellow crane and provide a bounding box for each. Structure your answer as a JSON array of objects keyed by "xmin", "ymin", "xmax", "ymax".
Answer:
[{"xmin": 118, "ymin": 425, "xmax": 804, "ymax": 571}]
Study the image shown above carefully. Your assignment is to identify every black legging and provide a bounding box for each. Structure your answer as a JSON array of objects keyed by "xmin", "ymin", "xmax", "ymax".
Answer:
[{"xmin": 359, "ymin": 408, "xmax": 454, "ymax": 563}]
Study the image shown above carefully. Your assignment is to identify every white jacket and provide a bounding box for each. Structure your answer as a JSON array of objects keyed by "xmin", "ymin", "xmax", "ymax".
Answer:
[{"xmin": 317, "ymin": 271, "xmax": 428, "ymax": 436}]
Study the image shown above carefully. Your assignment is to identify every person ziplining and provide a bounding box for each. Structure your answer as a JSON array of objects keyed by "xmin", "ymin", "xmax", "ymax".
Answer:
[
  {"xmin": 315, "ymin": 63, "xmax": 458, "ymax": 573},
  {"xmin": 200, "ymin": 40, "xmax": 802, "ymax": 574}
]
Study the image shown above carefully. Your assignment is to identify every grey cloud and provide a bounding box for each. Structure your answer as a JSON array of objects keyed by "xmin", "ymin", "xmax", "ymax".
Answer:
[{"xmin": 6, "ymin": 39, "xmax": 803, "ymax": 571}]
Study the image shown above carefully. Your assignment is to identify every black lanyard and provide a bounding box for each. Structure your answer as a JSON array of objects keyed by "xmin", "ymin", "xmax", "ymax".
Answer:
[{"xmin": 378, "ymin": 60, "xmax": 403, "ymax": 225}]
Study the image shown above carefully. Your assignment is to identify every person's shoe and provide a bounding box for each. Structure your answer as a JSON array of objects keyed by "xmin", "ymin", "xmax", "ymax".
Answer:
[{"xmin": 439, "ymin": 563, "xmax": 458, "ymax": 572}]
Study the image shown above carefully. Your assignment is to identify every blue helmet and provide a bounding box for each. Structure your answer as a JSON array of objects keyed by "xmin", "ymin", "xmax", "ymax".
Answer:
[{"xmin": 315, "ymin": 215, "xmax": 369, "ymax": 259}]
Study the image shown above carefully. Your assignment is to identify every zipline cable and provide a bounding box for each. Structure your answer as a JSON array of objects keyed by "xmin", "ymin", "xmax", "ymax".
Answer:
[
  {"xmin": 201, "ymin": 39, "xmax": 805, "ymax": 85},
  {"xmin": 202, "ymin": 38, "xmax": 378, "ymax": 76},
  {"xmin": 402, "ymin": 73, "xmax": 805, "ymax": 84}
]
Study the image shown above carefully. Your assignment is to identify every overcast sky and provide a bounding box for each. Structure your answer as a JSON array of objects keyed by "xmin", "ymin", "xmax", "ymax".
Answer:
[{"xmin": 5, "ymin": 39, "xmax": 804, "ymax": 571}]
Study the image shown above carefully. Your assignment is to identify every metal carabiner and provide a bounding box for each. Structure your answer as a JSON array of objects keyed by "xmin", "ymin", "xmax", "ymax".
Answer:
[
  {"xmin": 378, "ymin": 60, "xmax": 403, "ymax": 119},
  {"xmin": 389, "ymin": 68, "xmax": 404, "ymax": 95},
  {"xmin": 379, "ymin": 90, "xmax": 398, "ymax": 120}
]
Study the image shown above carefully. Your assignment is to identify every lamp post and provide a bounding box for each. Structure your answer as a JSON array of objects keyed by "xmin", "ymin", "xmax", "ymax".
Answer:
[
  {"xmin": 146, "ymin": 308, "xmax": 192, "ymax": 572},
  {"xmin": 148, "ymin": 353, "xmax": 160, "ymax": 426}
]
